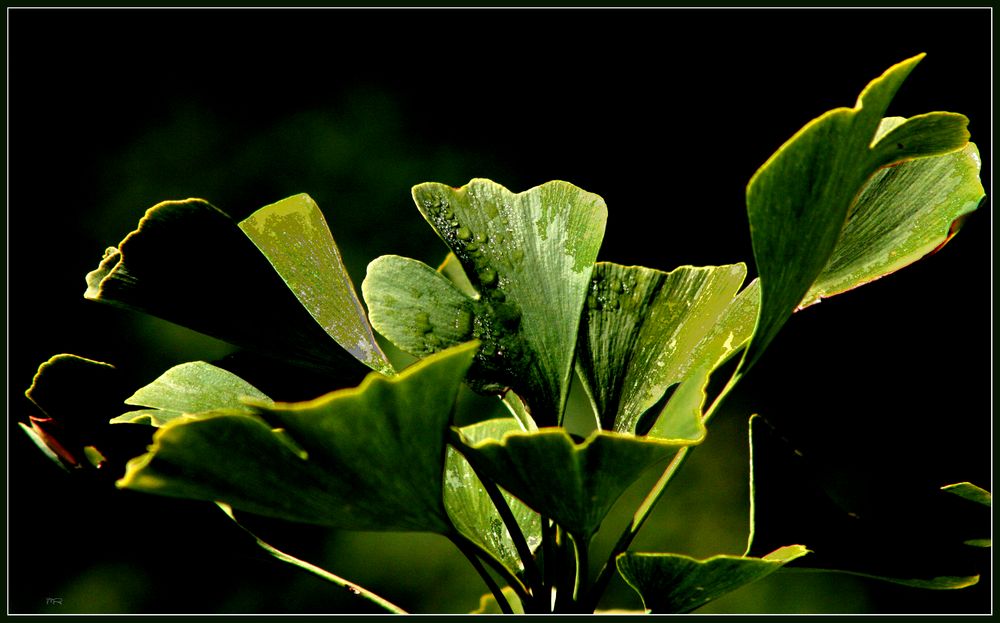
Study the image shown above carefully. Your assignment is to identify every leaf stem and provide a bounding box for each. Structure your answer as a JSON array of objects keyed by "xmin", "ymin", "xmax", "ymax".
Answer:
[
  {"xmin": 445, "ymin": 428, "xmax": 544, "ymax": 597},
  {"xmin": 571, "ymin": 532, "xmax": 590, "ymax": 609},
  {"xmin": 449, "ymin": 530, "xmax": 534, "ymax": 610},
  {"xmin": 585, "ymin": 371, "xmax": 744, "ymax": 611},
  {"xmin": 216, "ymin": 503, "xmax": 407, "ymax": 614},
  {"xmin": 449, "ymin": 534, "xmax": 513, "ymax": 614}
]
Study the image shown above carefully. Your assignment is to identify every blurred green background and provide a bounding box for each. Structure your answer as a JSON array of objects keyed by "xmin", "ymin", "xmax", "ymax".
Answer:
[{"xmin": 8, "ymin": 8, "xmax": 990, "ymax": 614}]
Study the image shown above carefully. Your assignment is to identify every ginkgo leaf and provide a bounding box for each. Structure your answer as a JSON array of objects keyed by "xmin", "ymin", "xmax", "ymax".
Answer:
[
  {"xmin": 118, "ymin": 342, "xmax": 478, "ymax": 532},
  {"xmin": 746, "ymin": 415, "xmax": 984, "ymax": 590},
  {"xmin": 802, "ymin": 125, "xmax": 984, "ymax": 307},
  {"xmin": 575, "ymin": 262, "xmax": 750, "ymax": 433},
  {"xmin": 84, "ymin": 198, "xmax": 370, "ymax": 376},
  {"xmin": 371, "ymin": 179, "xmax": 607, "ymax": 427},
  {"xmin": 744, "ymin": 54, "xmax": 973, "ymax": 369},
  {"xmin": 239, "ymin": 193, "xmax": 393, "ymax": 375},
  {"xmin": 110, "ymin": 361, "xmax": 272, "ymax": 426},
  {"xmin": 451, "ymin": 427, "xmax": 696, "ymax": 538},
  {"xmin": 941, "ymin": 482, "xmax": 991, "ymax": 508},
  {"xmin": 363, "ymin": 255, "xmax": 475, "ymax": 358},
  {"xmin": 444, "ymin": 418, "xmax": 541, "ymax": 574},
  {"xmin": 617, "ymin": 545, "xmax": 810, "ymax": 613}
]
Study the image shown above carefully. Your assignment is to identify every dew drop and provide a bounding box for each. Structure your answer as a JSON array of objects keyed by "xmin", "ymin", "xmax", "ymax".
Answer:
[
  {"xmin": 415, "ymin": 312, "xmax": 432, "ymax": 334},
  {"xmin": 479, "ymin": 267, "xmax": 498, "ymax": 286}
]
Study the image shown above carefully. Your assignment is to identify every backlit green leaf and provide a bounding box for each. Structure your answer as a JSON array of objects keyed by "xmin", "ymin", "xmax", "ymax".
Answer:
[
  {"xmin": 118, "ymin": 342, "xmax": 478, "ymax": 532},
  {"xmin": 363, "ymin": 255, "xmax": 475, "ymax": 358},
  {"xmin": 744, "ymin": 54, "xmax": 972, "ymax": 369},
  {"xmin": 398, "ymin": 179, "xmax": 607, "ymax": 426},
  {"xmin": 239, "ymin": 194, "xmax": 393, "ymax": 375},
  {"xmin": 451, "ymin": 428, "xmax": 694, "ymax": 538},
  {"xmin": 471, "ymin": 587, "xmax": 524, "ymax": 614},
  {"xmin": 444, "ymin": 418, "xmax": 541, "ymax": 574},
  {"xmin": 941, "ymin": 482, "xmax": 991, "ymax": 508},
  {"xmin": 575, "ymin": 262, "xmax": 749, "ymax": 434},
  {"xmin": 84, "ymin": 199, "xmax": 369, "ymax": 376},
  {"xmin": 803, "ymin": 127, "xmax": 984, "ymax": 307},
  {"xmin": 617, "ymin": 545, "xmax": 810, "ymax": 613},
  {"xmin": 110, "ymin": 361, "xmax": 272, "ymax": 426}
]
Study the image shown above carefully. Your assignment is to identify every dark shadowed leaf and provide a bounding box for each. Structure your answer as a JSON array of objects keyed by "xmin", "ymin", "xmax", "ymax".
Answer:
[
  {"xmin": 444, "ymin": 418, "xmax": 541, "ymax": 574},
  {"xmin": 23, "ymin": 354, "xmax": 150, "ymax": 473},
  {"xmin": 744, "ymin": 54, "xmax": 973, "ymax": 369},
  {"xmin": 84, "ymin": 198, "xmax": 368, "ymax": 376},
  {"xmin": 617, "ymin": 545, "xmax": 809, "ymax": 613},
  {"xmin": 239, "ymin": 194, "xmax": 393, "ymax": 375},
  {"xmin": 118, "ymin": 342, "xmax": 478, "ymax": 532},
  {"xmin": 746, "ymin": 415, "xmax": 984, "ymax": 589}
]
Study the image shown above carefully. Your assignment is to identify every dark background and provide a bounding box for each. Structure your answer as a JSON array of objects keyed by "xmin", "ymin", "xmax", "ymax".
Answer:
[{"xmin": 7, "ymin": 7, "xmax": 991, "ymax": 614}]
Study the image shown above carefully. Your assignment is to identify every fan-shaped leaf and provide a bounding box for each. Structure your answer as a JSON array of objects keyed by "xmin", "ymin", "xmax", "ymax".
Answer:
[
  {"xmin": 118, "ymin": 342, "xmax": 478, "ymax": 532},
  {"xmin": 451, "ymin": 428, "xmax": 695, "ymax": 538},
  {"xmin": 802, "ymin": 125, "xmax": 984, "ymax": 307},
  {"xmin": 363, "ymin": 255, "xmax": 475, "ymax": 358},
  {"xmin": 575, "ymin": 262, "xmax": 750, "ymax": 433},
  {"xmin": 399, "ymin": 179, "xmax": 608, "ymax": 426},
  {"xmin": 110, "ymin": 361, "xmax": 272, "ymax": 426},
  {"xmin": 744, "ymin": 54, "xmax": 973, "ymax": 369},
  {"xmin": 617, "ymin": 545, "xmax": 810, "ymax": 613},
  {"xmin": 239, "ymin": 193, "xmax": 393, "ymax": 375},
  {"xmin": 84, "ymin": 198, "xmax": 367, "ymax": 376}
]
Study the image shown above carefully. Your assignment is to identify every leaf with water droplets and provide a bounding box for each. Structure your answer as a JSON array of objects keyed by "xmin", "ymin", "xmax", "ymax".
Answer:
[
  {"xmin": 239, "ymin": 194, "xmax": 393, "ymax": 376},
  {"xmin": 451, "ymin": 427, "xmax": 695, "ymax": 538},
  {"xmin": 363, "ymin": 255, "xmax": 476, "ymax": 358},
  {"xmin": 110, "ymin": 361, "xmax": 272, "ymax": 427},
  {"xmin": 84, "ymin": 198, "xmax": 370, "ymax": 377},
  {"xmin": 368, "ymin": 179, "xmax": 607, "ymax": 426},
  {"xmin": 118, "ymin": 342, "xmax": 478, "ymax": 532},
  {"xmin": 444, "ymin": 418, "xmax": 541, "ymax": 574},
  {"xmin": 744, "ymin": 54, "xmax": 975, "ymax": 369},
  {"xmin": 617, "ymin": 545, "xmax": 810, "ymax": 613},
  {"xmin": 575, "ymin": 262, "xmax": 752, "ymax": 435}
]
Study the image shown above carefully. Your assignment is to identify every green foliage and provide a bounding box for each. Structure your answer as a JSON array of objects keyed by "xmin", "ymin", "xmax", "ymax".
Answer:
[{"xmin": 21, "ymin": 55, "xmax": 987, "ymax": 614}]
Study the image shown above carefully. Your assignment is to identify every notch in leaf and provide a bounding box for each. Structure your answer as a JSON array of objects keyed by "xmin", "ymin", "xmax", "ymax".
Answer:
[
  {"xmin": 364, "ymin": 179, "xmax": 608, "ymax": 427},
  {"xmin": 744, "ymin": 54, "xmax": 981, "ymax": 370}
]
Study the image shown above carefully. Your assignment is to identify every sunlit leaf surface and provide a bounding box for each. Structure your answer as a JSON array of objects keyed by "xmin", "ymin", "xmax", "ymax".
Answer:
[
  {"xmin": 84, "ymin": 198, "xmax": 369, "ymax": 376},
  {"xmin": 111, "ymin": 361, "xmax": 272, "ymax": 426},
  {"xmin": 575, "ymin": 262, "xmax": 750, "ymax": 433},
  {"xmin": 118, "ymin": 343, "xmax": 478, "ymax": 532},
  {"xmin": 803, "ymin": 125, "xmax": 984, "ymax": 307},
  {"xmin": 239, "ymin": 194, "xmax": 393, "ymax": 375},
  {"xmin": 366, "ymin": 179, "xmax": 607, "ymax": 426},
  {"xmin": 745, "ymin": 54, "xmax": 972, "ymax": 368}
]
